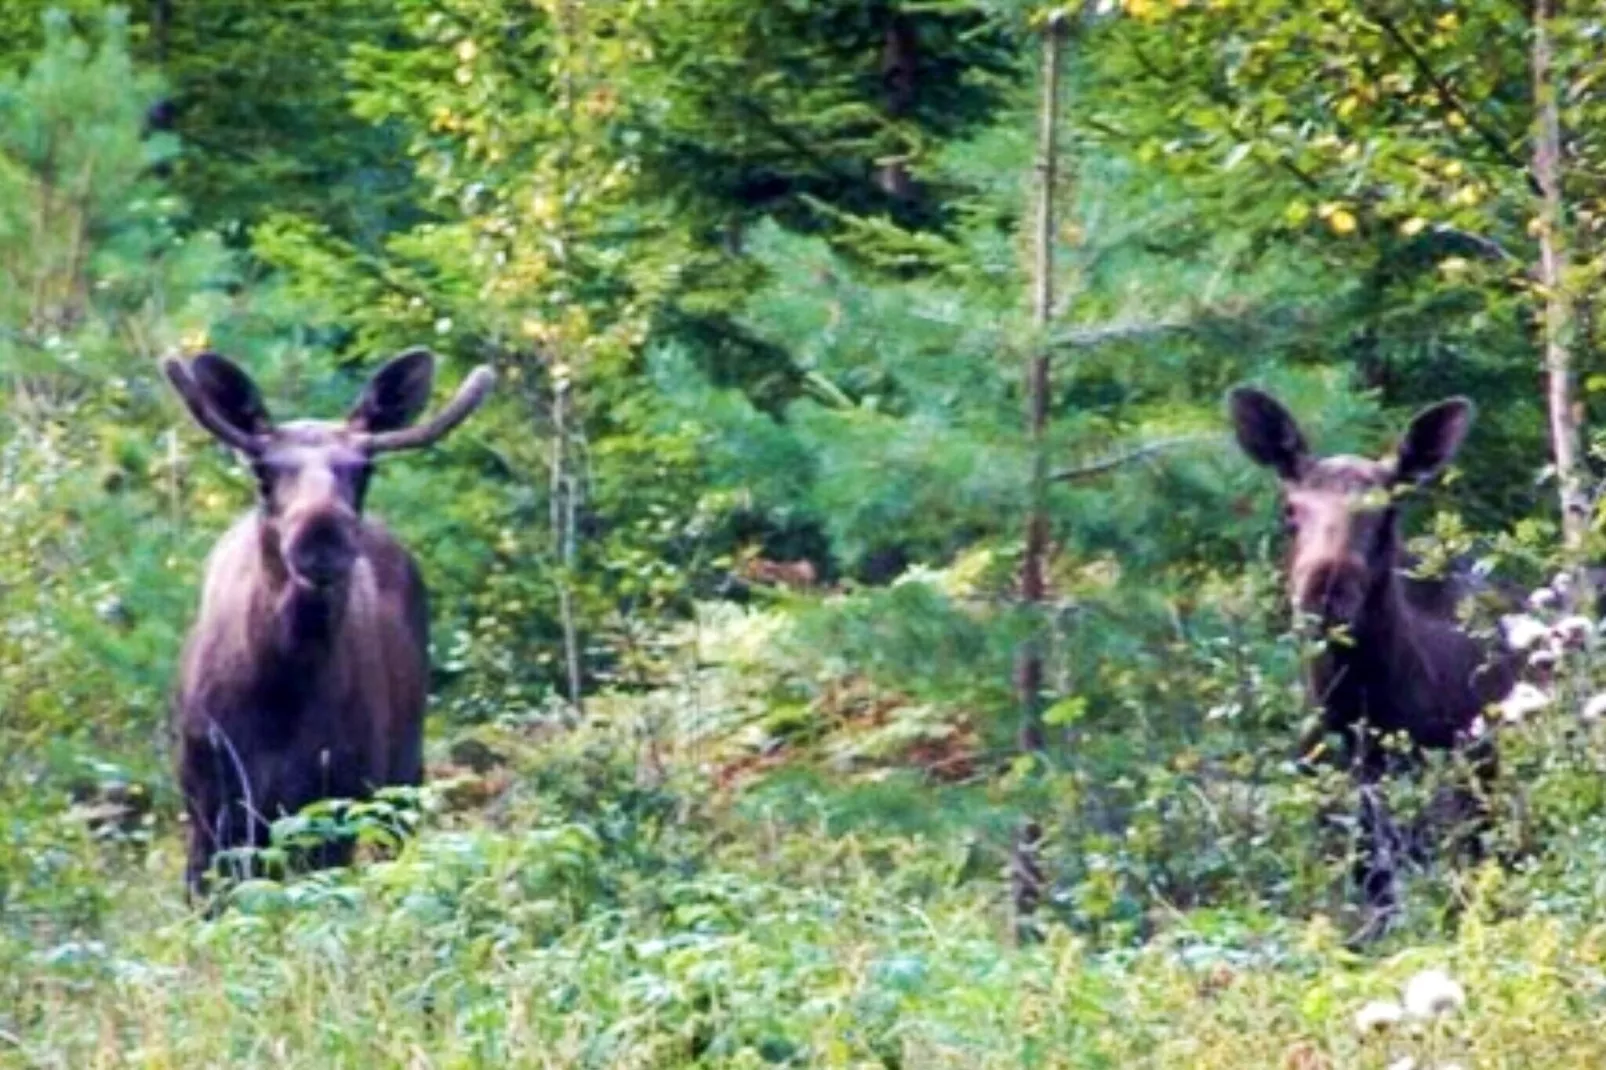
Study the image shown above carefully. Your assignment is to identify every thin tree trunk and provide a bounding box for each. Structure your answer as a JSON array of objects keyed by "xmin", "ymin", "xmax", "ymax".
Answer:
[
  {"xmin": 1012, "ymin": 12, "xmax": 1067, "ymax": 948},
  {"xmin": 551, "ymin": 374, "xmax": 585, "ymax": 714},
  {"xmin": 876, "ymin": 14, "xmax": 917, "ymax": 199},
  {"xmin": 1533, "ymin": 0, "xmax": 1589, "ymax": 557},
  {"xmin": 550, "ymin": 0, "xmax": 585, "ymax": 715}
]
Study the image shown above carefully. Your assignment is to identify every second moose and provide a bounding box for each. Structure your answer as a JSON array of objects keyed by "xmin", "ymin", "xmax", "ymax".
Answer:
[{"xmin": 1229, "ymin": 386, "xmax": 1517, "ymax": 932}]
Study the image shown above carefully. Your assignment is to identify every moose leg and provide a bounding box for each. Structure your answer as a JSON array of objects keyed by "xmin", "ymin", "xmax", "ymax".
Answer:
[
  {"xmin": 179, "ymin": 724, "xmax": 268, "ymax": 903},
  {"xmin": 1351, "ymin": 780, "xmax": 1406, "ymax": 944}
]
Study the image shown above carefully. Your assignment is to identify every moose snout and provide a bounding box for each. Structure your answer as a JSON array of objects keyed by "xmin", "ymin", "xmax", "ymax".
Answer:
[
  {"xmin": 284, "ymin": 513, "xmax": 359, "ymax": 587},
  {"xmin": 1294, "ymin": 558, "xmax": 1369, "ymax": 627}
]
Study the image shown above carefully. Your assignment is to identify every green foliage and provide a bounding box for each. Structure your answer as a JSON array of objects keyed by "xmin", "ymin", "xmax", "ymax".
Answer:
[{"xmin": 12, "ymin": 4, "xmax": 1606, "ymax": 1067}]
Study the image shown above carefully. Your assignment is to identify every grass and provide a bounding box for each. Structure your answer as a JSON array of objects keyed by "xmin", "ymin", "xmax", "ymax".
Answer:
[{"xmin": 10, "ymin": 600, "xmax": 1606, "ymax": 1067}]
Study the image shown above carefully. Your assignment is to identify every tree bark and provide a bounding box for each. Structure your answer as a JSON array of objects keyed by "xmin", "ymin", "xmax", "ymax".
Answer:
[
  {"xmin": 1532, "ymin": 0, "xmax": 1589, "ymax": 555},
  {"xmin": 876, "ymin": 13, "xmax": 917, "ymax": 199},
  {"xmin": 551, "ymin": 373, "xmax": 585, "ymax": 715},
  {"xmin": 1012, "ymin": 11, "xmax": 1067, "ymax": 948}
]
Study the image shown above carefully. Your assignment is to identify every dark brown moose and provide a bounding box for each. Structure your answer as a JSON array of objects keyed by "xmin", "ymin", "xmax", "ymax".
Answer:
[
  {"xmin": 163, "ymin": 349, "xmax": 494, "ymax": 899},
  {"xmin": 1228, "ymin": 387, "xmax": 1515, "ymax": 933}
]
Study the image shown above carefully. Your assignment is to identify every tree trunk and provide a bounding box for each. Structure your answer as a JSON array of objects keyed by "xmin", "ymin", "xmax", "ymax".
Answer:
[
  {"xmin": 876, "ymin": 13, "xmax": 917, "ymax": 199},
  {"xmin": 551, "ymin": 372, "xmax": 585, "ymax": 715},
  {"xmin": 1012, "ymin": 12, "xmax": 1067, "ymax": 948},
  {"xmin": 1533, "ymin": 0, "xmax": 1590, "ymax": 556}
]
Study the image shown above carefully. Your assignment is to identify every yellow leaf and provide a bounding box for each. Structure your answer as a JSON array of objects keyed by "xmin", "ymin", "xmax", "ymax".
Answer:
[
  {"xmin": 1400, "ymin": 217, "xmax": 1428, "ymax": 237},
  {"xmin": 1328, "ymin": 208, "xmax": 1358, "ymax": 236},
  {"xmin": 456, "ymin": 39, "xmax": 478, "ymax": 63},
  {"xmin": 1440, "ymin": 256, "xmax": 1471, "ymax": 276}
]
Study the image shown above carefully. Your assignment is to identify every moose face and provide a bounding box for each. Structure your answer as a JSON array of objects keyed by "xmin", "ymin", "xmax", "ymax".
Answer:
[
  {"xmin": 1228, "ymin": 388, "xmax": 1474, "ymax": 630},
  {"xmin": 164, "ymin": 349, "xmax": 494, "ymax": 592}
]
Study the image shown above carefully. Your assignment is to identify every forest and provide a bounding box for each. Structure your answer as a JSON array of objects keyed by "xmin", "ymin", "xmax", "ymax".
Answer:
[{"xmin": 7, "ymin": 0, "xmax": 1606, "ymax": 1065}]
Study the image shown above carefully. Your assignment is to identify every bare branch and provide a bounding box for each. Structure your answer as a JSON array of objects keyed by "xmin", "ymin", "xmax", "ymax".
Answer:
[
  {"xmin": 1051, "ymin": 434, "xmax": 1210, "ymax": 483},
  {"xmin": 1050, "ymin": 318, "xmax": 1190, "ymax": 350}
]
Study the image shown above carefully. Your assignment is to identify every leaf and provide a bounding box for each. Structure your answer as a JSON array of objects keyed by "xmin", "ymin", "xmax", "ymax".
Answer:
[{"xmin": 1043, "ymin": 695, "xmax": 1088, "ymax": 726}]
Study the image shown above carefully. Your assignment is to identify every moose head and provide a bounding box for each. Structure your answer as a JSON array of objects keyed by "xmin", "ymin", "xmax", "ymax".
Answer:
[
  {"xmin": 1228, "ymin": 387, "xmax": 1473, "ymax": 629},
  {"xmin": 163, "ymin": 349, "xmax": 494, "ymax": 594}
]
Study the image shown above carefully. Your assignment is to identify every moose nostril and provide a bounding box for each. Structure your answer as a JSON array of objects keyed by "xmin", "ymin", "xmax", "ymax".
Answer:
[{"xmin": 286, "ymin": 516, "xmax": 357, "ymax": 583}]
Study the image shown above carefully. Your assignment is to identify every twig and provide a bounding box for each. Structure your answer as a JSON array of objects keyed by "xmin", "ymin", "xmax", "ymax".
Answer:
[
  {"xmin": 1365, "ymin": 8, "xmax": 1533, "ymax": 187},
  {"xmin": 1050, "ymin": 318, "xmax": 1189, "ymax": 350},
  {"xmin": 1051, "ymin": 434, "xmax": 1211, "ymax": 483}
]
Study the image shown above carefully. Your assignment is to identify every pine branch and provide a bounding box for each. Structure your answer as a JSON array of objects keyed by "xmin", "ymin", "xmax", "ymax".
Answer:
[{"xmin": 1051, "ymin": 434, "xmax": 1210, "ymax": 483}]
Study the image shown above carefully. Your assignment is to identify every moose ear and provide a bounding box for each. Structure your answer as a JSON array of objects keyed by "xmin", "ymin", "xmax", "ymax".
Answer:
[
  {"xmin": 1393, "ymin": 397, "xmax": 1474, "ymax": 485},
  {"xmin": 349, "ymin": 348, "xmax": 436, "ymax": 433},
  {"xmin": 1227, "ymin": 386, "xmax": 1310, "ymax": 481},
  {"xmin": 190, "ymin": 352, "xmax": 273, "ymax": 436}
]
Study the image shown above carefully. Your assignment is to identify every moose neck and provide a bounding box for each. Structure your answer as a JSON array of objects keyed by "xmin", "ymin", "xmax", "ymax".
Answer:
[
  {"xmin": 276, "ymin": 579, "xmax": 349, "ymax": 655},
  {"xmin": 1309, "ymin": 564, "xmax": 1417, "ymax": 706}
]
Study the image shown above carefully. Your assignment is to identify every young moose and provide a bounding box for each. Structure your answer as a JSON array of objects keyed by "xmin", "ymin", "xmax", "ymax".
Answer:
[
  {"xmin": 163, "ymin": 349, "xmax": 494, "ymax": 899},
  {"xmin": 1228, "ymin": 387, "xmax": 1515, "ymax": 926}
]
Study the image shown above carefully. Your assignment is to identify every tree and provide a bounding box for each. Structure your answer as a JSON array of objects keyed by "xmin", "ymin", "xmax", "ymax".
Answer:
[{"xmin": 1085, "ymin": 1, "xmax": 1606, "ymax": 546}]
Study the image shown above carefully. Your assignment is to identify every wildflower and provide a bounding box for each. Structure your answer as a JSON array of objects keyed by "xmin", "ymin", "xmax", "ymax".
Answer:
[
  {"xmin": 1528, "ymin": 646, "xmax": 1560, "ymax": 673},
  {"xmin": 1498, "ymin": 682, "xmax": 1551, "ymax": 724},
  {"xmin": 1465, "ymin": 715, "xmax": 1488, "ymax": 741},
  {"xmin": 1403, "ymin": 967, "xmax": 1466, "ymax": 1019},
  {"xmin": 1354, "ymin": 999, "xmax": 1404, "ymax": 1034},
  {"xmin": 1582, "ymin": 694, "xmax": 1606, "ymax": 722},
  {"xmin": 1553, "ymin": 615, "xmax": 1594, "ymax": 648},
  {"xmin": 1529, "ymin": 586, "xmax": 1559, "ymax": 611},
  {"xmin": 1502, "ymin": 614, "xmax": 1550, "ymax": 651},
  {"xmin": 1386, "ymin": 1058, "xmax": 1416, "ymax": 1070}
]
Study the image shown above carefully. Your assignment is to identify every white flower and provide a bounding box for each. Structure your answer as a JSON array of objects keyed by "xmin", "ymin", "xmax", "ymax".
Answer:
[
  {"xmin": 1528, "ymin": 646, "xmax": 1560, "ymax": 672},
  {"xmin": 1583, "ymin": 694, "xmax": 1606, "ymax": 722},
  {"xmin": 1502, "ymin": 613, "xmax": 1551, "ymax": 651},
  {"xmin": 1387, "ymin": 1058, "xmax": 1416, "ymax": 1070},
  {"xmin": 1529, "ymin": 586, "xmax": 1559, "ymax": 611},
  {"xmin": 1465, "ymin": 715, "xmax": 1488, "ymax": 740},
  {"xmin": 1554, "ymin": 615, "xmax": 1594, "ymax": 648},
  {"xmin": 1498, "ymin": 683, "xmax": 1552, "ymax": 724},
  {"xmin": 1354, "ymin": 999, "xmax": 1405, "ymax": 1034},
  {"xmin": 1403, "ymin": 968, "xmax": 1466, "ymax": 1019}
]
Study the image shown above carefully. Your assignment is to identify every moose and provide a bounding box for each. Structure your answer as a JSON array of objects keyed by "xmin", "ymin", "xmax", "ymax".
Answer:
[
  {"xmin": 1228, "ymin": 386, "xmax": 1516, "ymax": 934},
  {"xmin": 162, "ymin": 349, "xmax": 494, "ymax": 899}
]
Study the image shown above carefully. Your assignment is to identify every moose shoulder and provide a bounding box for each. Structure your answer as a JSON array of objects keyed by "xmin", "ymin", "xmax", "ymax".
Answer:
[
  {"xmin": 1227, "ymin": 387, "xmax": 1516, "ymax": 922},
  {"xmin": 164, "ymin": 349, "xmax": 493, "ymax": 900}
]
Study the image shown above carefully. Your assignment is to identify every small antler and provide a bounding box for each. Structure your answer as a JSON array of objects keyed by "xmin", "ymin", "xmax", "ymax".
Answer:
[
  {"xmin": 162, "ymin": 356, "xmax": 264, "ymax": 455},
  {"xmin": 360, "ymin": 365, "xmax": 496, "ymax": 453}
]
